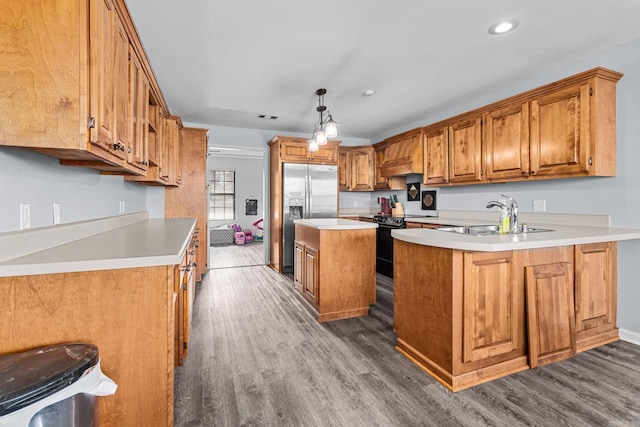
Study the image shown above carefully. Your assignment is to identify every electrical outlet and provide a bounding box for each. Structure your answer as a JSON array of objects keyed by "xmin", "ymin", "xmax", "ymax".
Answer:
[
  {"xmin": 119, "ymin": 200, "xmax": 126, "ymax": 214},
  {"xmin": 533, "ymin": 199, "xmax": 546, "ymax": 212},
  {"xmin": 53, "ymin": 203, "xmax": 61, "ymax": 225},
  {"xmin": 20, "ymin": 203, "xmax": 31, "ymax": 230}
]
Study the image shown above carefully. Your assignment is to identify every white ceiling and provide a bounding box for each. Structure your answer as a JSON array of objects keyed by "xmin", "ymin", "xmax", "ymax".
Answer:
[{"xmin": 127, "ymin": 0, "xmax": 640, "ymax": 141}]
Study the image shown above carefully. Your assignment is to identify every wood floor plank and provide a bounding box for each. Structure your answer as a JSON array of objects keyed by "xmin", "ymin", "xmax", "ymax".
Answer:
[
  {"xmin": 175, "ymin": 265, "xmax": 640, "ymax": 426},
  {"xmin": 209, "ymin": 242, "xmax": 264, "ymax": 269}
]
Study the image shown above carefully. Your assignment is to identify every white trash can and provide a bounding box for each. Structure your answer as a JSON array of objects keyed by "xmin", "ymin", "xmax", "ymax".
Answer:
[{"xmin": 0, "ymin": 343, "xmax": 117, "ymax": 427}]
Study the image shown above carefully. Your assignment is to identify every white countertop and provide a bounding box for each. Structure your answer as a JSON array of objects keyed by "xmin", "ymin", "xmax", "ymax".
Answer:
[
  {"xmin": 294, "ymin": 218, "xmax": 378, "ymax": 230},
  {"xmin": 0, "ymin": 212, "xmax": 195, "ymax": 277},
  {"xmin": 392, "ymin": 223, "xmax": 640, "ymax": 252}
]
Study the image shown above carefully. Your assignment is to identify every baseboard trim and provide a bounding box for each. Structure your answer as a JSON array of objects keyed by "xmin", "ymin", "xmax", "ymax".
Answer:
[{"xmin": 619, "ymin": 328, "xmax": 640, "ymax": 346}]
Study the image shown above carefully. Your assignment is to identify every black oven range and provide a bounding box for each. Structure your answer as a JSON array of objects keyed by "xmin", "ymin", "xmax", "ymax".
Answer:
[{"xmin": 373, "ymin": 214, "xmax": 433, "ymax": 278}]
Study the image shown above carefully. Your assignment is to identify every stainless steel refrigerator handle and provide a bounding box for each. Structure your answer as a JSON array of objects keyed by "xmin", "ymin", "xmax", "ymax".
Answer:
[{"xmin": 306, "ymin": 170, "xmax": 311, "ymax": 218}]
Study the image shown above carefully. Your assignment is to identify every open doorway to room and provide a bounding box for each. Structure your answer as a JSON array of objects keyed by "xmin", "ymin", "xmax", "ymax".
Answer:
[{"xmin": 207, "ymin": 146, "xmax": 267, "ymax": 269}]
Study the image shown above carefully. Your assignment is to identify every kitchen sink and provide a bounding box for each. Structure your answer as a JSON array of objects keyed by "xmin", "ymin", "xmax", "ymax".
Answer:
[{"xmin": 437, "ymin": 224, "xmax": 553, "ymax": 235}]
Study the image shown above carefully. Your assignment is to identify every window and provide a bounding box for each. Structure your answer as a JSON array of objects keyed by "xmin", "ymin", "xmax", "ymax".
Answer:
[{"xmin": 209, "ymin": 170, "xmax": 235, "ymax": 220}]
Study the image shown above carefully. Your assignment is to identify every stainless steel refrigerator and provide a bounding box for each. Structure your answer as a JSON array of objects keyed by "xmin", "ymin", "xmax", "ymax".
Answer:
[{"xmin": 282, "ymin": 163, "xmax": 338, "ymax": 272}]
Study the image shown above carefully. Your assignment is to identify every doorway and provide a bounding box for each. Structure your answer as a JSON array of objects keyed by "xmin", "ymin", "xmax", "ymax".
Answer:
[{"xmin": 207, "ymin": 145, "xmax": 268, "ymax": 269}]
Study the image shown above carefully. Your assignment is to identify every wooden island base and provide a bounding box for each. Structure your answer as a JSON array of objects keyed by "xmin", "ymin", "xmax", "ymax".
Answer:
[
  {"xmin": 294, "ymin": 221, "xmax": 376, "ymax": 322},
  {"xmin": 393, "ymin": 239, "xmax": 618, "ymax": 392}
]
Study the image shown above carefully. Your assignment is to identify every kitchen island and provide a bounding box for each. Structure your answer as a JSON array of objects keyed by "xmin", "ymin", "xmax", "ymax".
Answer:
[
  {"xmin": 293, "ymin": 218, "xmax": 377, "ymax": 322},
  {"xmin": 391, "ymin": 215, "xmax": 640, "ymax": 391},
  {"xmin": 0, "ymin": 212, "xmax": 195, "ymax": 427}
]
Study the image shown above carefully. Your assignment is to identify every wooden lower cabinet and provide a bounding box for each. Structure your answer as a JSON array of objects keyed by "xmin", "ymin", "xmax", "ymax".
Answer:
[
  {"xmin": 293, "ymin": 224, "xmax": 376, "ymax": 322},
  {"xmin": 294, "ymin": 241, "xmax": 319, "ymax": 307},
  {"xmin": 462, "ymin": 251, "xmax": 521, "ymax": 363},
  {"xmin": 574, "ymin": 242, "xmax": 618, "ymax": 351},
  {"xmin": 175, "ymin": 232, "xmax": 198, "ymax": 366},
  {"xmin": 394, "ymin": 242, "xmax": 617, "ymax": 391},
  {"xmin": 526, "ymin": 260, "xmax": 576, "ymax": 368},
  {"xmin": 0, "ymin": 252, "xmax": 196, "ymax": 426}
]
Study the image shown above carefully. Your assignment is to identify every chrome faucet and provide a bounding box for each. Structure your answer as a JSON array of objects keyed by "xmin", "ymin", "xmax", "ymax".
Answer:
[{"xmin": 485, "ymin": 195, "xmax": 519, "ymax": 233}]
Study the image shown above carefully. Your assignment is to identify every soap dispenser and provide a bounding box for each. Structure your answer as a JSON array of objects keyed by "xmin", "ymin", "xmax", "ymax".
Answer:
[{"xmin": 499, "ymin": 205, "xmax": 510, "ymax": 234}]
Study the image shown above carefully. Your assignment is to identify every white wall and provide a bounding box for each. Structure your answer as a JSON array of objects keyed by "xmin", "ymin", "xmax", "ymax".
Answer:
[
  {"xmin": 0, "ymin": 147, "xmax": 152, "ymax": 233},
  {"xmin": 207, "ymin": 155, "xmax": 264, "ymax": 232}
]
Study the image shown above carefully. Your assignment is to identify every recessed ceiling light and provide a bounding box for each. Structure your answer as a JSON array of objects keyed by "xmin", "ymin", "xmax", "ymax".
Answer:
[
  {"xmin": 488, "ymin": 19, "xmax": 519, "ymax": 35},
  {"xmin": 258, "ymin": 114, "xmax": 278, "ymax": 120},
  {"xmin": 363, "ymin": 89, "xmax": 376, "ymax": 97}
]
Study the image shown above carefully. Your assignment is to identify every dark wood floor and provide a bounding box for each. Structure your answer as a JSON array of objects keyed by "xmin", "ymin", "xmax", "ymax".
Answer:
[{"xmin": 175, "ymin": 266, "xmax": 640, "ymax": 426}]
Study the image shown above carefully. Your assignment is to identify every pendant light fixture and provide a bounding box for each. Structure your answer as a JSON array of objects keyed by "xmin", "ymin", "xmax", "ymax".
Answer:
[{"xmin": 308, "ymin": 88, "xmax": 339, "ymax": 152}]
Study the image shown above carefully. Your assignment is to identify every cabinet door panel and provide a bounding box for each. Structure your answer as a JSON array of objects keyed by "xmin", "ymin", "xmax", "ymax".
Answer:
[
  {"xmin": 484, "ymin": 102, "xmax": 530, "ymax": 180},
  {"xmin": 350, "ymin": 148, "xmax": 374, "ymax": 190},
  {"xmin": 293, "ymin": 240, "xmax": 304, "ymax": 293},
  {"xmin": 129, "ymin": 47, "xmax": 149, "ymax": 171},
  {"xmin": 463, "ymin": 251, "xmax": 518, "ymax": 363},
  {"xmin": 530, "ymin": 83, "xmax": 590, "ymax": 176},
  {"xmin": 90, "ymin": 0, "xmax": 117, "ymax": 150},
  {"xmin": 112, "ymin": 16, "xmax": 129, "ymax": 160},
  {"xmin": 449, "ymin": 116, "xmax": 482, "ymax": 183},
  {"xmin": 575, "ymin": 243, "xmax": 617, "ymax": 333},
  {"xmin": 423, "ymin": 126, "xmax": 449, "ymax": 185},
  {"xmin": 338, "ymin": 149, "xmax": 349, "ymax": 190},
  {"xmin": 303, "ymin": 246, "xmax": 319, "ymax": 306},
  {"xmin": 526, "ymin": 262, "xmax": 576, "ymax": 368}
]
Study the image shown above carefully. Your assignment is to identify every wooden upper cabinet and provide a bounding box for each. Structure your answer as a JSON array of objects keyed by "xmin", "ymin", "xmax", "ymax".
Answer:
[
  {"xmin": 350, "ymin": 147, "xmax": 374, "ymax": 190},
  {"xmin": 448, "ymin": 116, "xmax": 483, "ymax": 184},
  {"xmin": 529, "ymin": 68, "xmax": 621, "ymax": 178},
  {"xmin": 90, "ymin": 0, "xmax": 117, "ymax": 153},
  {"xmin": 128, "ymin": 46, "xmax": 150, "ymax": 172},
  {"xmin": 380, "ymin": 129, "xmax": 424, "ymax": 177},
  {"xmin": 416, "ymin": 67, "xmax": 621, "ymax": 187},
  {"xmin": 373, "ymin": 141, "xmax": 406, "ymax": 190},
  {"xmin": 0, "ymin": 0, "xmax": 178, "ymax": 180},
  {"xmin": 113, "ymin": 15, "xmax": 130, "ymax": 160},
  {"xmin": 337, "ymin": 148, "xmax": 349, "ymax": 191},
  {"xmin": 422, "ymin": 126, "xmax": 449, "ymax": 185},
  {"xmin": 484, "ymin": 102, "xmax": 530, "ymax": 181},
  {"xmin": 339, "ymin": 146, "xmax": 374, "ymax": 191},
  {"xmin": 163, "ymin": 116, "xmax": 181, "ymax": 186},
  {"xmin": 272, "ymin": 136, "xmax": 339, "ymax": 165},
  {"xmin": 530, "ymin": 83, "xmax": 590, "ymax": 177}
]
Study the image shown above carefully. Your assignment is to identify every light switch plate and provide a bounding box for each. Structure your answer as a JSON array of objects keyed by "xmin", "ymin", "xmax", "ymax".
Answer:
[
  {"xmin": 20, "ymin": 203, "xmax": 31, "ymax": 229},
  {"xmin": 53, "ymin": 203, "xmax": 61, "ymax": 225},
  {"xmin": 533, "ymin": 199, "xmax": 546, "ymax": 212}
]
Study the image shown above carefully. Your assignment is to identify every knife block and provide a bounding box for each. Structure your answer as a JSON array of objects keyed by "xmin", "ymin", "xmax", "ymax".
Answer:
[{"xmin": 392, "ymin": 202, "xmax": 404, "ymax": 216}]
